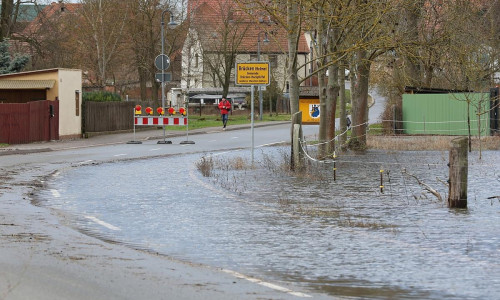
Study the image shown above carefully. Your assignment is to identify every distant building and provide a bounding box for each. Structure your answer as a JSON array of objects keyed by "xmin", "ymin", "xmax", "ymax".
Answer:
[
  {"xmin": 0, "ymin": 68, "xmax": 82, "ymax": 141},
  {"xmin": 182, "ymin": 0, "xmax": 311, "ymax": 104}
]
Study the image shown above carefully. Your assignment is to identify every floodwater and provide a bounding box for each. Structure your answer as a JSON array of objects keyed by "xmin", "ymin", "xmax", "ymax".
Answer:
[{"xmin": 39, "ymin": 147, "xmax": 500, "ymax": 299}]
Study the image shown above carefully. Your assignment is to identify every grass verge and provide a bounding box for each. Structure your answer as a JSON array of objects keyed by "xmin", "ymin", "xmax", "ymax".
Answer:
[{"xmin": 168, "ymin": 114, "xmax": 291, "ymax": 131}]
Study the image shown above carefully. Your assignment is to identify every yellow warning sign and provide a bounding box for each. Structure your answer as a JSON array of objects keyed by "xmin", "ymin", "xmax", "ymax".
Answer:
[{"xmin": 235, "ymin": 62, "xmax": 270, "ymax": 86}]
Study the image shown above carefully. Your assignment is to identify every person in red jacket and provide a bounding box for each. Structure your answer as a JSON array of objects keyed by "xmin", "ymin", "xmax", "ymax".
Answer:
[{"xmin": 218, "ymin": 98, "xmax": 231, "ymax": 130}]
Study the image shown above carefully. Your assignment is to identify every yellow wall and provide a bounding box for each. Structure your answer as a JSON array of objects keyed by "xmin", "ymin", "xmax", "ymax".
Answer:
[
  {"xmin": 1, "ymin": 69, "xmax": 82, "ymax": 138},
  {"xmin": 299, "ymin": 98, "xmax": 320, "ymax": 124},
  {"xmin": 58, "ymin": 69, "xmax": 82, "ymax": 137}
]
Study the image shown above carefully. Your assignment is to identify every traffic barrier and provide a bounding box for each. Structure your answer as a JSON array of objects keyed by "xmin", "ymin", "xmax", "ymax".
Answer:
[
  {"xmin": 134, "ymin": 116, "xmax": 187, "ymax": 126},
  {"xmin": 127, "ymin": 106, "xmax": 189, "ymax": 144}
]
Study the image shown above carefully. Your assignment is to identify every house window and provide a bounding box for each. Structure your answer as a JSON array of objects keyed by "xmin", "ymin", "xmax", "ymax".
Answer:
[
  {"xmin": 75, "ymin": 91, "xmax": 80, "ymax": 116},
  {"xmin": 195, "ymin": 54, "xmax": 199, "ymax": 68}
]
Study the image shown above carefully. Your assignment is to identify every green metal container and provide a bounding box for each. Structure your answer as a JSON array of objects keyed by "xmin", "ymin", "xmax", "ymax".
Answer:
[{"xmin": 402, "ymin": 93, "xmax": 490, "ymax": 136}]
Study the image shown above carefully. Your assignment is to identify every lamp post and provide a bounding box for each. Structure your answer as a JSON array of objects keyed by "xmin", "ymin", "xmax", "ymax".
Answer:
[
  {"xmin": 309, "ymin": 40, "xmax": 313, "ymax": 86},
  {"xmin": 159, "ymin": 9, "xmax": 178, "ymax": 144},
  {"xmin": 257, "ymin": 31, "xmax": 269, "ymax": 121}
]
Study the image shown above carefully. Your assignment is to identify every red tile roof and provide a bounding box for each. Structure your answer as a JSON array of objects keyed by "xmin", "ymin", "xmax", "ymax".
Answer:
[
  {"xmin": 22, "ymin": 2, "xmax": 81, "ymax": 35},
  {"xmin": 188, "ymin": 0, "xmax": 309, "ymax": 54}
]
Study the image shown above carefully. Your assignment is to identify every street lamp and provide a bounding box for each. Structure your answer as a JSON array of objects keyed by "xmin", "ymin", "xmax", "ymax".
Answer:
[
  {"xmin": 309, "ymin": 40, "xmax": 313, "ymax": 86},
  {"xmin": 159, "ymin": 9, "xmax": 178, "ymax": 144},
  {"xmin": 257, "ymin": 31, "xmax": 269, "ymax": 121}
]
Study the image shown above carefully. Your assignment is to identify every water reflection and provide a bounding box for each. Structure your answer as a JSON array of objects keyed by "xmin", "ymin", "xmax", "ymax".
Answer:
[{"xmin": 38, "ymin": 148, "xmax": 500, "ymax": 299}]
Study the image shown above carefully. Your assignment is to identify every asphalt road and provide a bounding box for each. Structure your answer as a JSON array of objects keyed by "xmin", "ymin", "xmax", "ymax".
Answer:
[{"xmin": 0, "ymin": 122, "xmax": 332, "ymax": 300}]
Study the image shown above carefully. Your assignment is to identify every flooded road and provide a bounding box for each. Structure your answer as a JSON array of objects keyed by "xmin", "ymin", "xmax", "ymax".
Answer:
[{"xmin": 39, "ymin": 148, "xmax": 500, "ymax": 299}]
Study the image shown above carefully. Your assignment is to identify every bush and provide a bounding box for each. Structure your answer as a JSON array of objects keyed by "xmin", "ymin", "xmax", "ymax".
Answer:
[{"xmin": 83, "ymin": 91, "xmax": 121, "ymax": 102}]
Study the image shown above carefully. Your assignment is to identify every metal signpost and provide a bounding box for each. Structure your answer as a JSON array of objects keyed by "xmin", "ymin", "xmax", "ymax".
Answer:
[
  {"xmin": 155, "ymin": 53, "xmax": 172, "ymax": 144},
  {"xmin": 235, "ymin": 62, "xmax": 270, "ymax": 164},
  {"xmin": 180, "ymin": 95, "xmax": 195, "ymax": 144},
  {"xmin": 157, "ymin": 9, "xmax": 178, "ymax": 144}
]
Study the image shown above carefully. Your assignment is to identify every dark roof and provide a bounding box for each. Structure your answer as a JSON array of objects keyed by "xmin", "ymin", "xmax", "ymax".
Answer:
[
  {"xmin": 300, "ymin": 86, "xmax": 319, "ymax": 97},
  {"xmin": 0, "ymin": 4, "xmax": 47, "ymax": 22},
  {"xmin": 405, "ymin": 86, "xmax": 473, "ymax": 94}
]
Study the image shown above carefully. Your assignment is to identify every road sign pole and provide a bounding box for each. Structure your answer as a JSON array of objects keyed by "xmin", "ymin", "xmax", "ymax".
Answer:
[
  {"xmin": 235, "ymin": 62, "xmax": 270, "ymax": 165},
  {"xmin": 180, "ymin": 95, "xmax": 195, "ymax": 144},
  {"xmin": 156, "ymin": 12, "xmax": 173, "ymax": 145},
  {"xmin": 161, "ymin": 17, "xmax": 166, "ymax": 144},
  {"xmin": 251, "ymin": 85, "xmax": 255, "ymax": 165}
]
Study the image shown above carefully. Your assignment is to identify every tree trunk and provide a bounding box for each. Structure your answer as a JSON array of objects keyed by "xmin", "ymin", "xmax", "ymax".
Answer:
[
  {"xmin": 403, "ymin": 0, "xmax": 425, "ymax": 87},
  {"xmin": 324, "ymin": 63, "xmax": 339, "ymax": 157},
  {"xmin": 287, "ymin": 0, "xmax": 300, "ymax": 115},
  {"xmin": 350, "ymin": 50, "xmax": 370, "ymax": 150},
  {"xmin": 0, "ymin": 0, "xmax": 13, "ymax": 40},
  {"xmin": 138, "ymin": 68, "xmax": 147, "ymax": 101},
  {"xmin": 338, "ymin": 65, "xmax": 348, "ymax": 149},
  {"xmin": 325, "ymin": 26, "xmax": 340, "ymax": 156},
  {"xmin": 316, "ymin": 5, "xmax": 328, "ymax": 158}
]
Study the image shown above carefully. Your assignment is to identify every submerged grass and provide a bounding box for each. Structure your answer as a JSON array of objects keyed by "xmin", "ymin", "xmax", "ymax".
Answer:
[{"xmin": 196, "ymin": 150, "xmax": 396, "ymax": 230}]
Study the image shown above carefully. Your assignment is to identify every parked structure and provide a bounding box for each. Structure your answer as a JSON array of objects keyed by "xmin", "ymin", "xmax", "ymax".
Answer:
[
  {"xmin": 0, "ymin": 68, "xmax": 82, "ymax": 143},
  {"xmin": 402, "ymin": 90, "xmax": 493, "ymax": 136}
]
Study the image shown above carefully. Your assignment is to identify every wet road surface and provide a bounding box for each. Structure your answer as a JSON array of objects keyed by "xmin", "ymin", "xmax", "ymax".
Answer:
[{"xmin": 39, "ymin": 145, "xmax": 500, "ymax": 299}]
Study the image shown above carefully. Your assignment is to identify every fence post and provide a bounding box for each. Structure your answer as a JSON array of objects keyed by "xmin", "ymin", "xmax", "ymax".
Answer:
[
  {"xmin": 448, "ymin": 137, "xmax": 468, "ymax": 208},
  {"xmin": 291, "ymin": 111, "xmax": 303, "ymax": 172}
]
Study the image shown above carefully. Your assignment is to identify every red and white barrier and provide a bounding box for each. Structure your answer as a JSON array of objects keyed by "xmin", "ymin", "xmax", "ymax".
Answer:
[
  {"xmin": 128, "ymin": 106, "xmax": 191, "ymax": 144},
  {"xmin": 134, "ymin": 116, "xmax": 187, "ymax": 126}
]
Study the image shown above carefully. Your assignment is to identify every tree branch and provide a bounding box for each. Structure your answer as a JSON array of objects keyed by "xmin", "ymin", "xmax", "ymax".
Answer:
[{"xmin": 402, "ymin": 168, "xmax": 443, "ymax": 201}]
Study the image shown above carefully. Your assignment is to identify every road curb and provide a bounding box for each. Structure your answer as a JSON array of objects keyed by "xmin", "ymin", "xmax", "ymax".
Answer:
[{"xmin": 0, "ymin": 121, "xmax": 291, "ymax": 156}]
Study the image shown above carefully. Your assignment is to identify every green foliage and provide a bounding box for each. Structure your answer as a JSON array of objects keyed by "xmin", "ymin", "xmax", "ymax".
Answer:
[
  {"xmin": 82, "ymin": 91, "xmax": 122, "ymax": 102},
  {"xmin": 0, "ymin": 39, "xmax": 29, "ymax": 74}
]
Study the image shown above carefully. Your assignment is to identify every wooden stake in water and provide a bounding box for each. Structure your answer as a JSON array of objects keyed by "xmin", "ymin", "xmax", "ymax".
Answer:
[
  {"xmin": 333, "ymin": 152, "xmax": 337, "ymax": 181},
  {"xmin": 448, "ymin": 137, "xmax": 468, "ymax": 208},
  {"xmin": 380, "ymin": 168, "xmax": 384, "ymax": 193}
]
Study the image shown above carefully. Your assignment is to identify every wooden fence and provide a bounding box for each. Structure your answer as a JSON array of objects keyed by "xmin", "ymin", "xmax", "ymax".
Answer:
[
  {"xmin": 82, "ymin": 100, "xmax": 290, "ymax": 134},
  {"xmin": 82, "ymin": 101, "xmax": 135, "ymax": 133},
  {"xmin": 82, "ymin": 101, "xmax": 166, "ymax": 133},
  {"xmin": 0, "ymin": 100, "xmax": 59, "ymax": 144}
]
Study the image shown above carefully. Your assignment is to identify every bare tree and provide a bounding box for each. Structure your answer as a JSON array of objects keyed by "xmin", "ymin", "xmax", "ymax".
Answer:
[
  {"xmin": 18, "ymin": 2, "xmax": 80, "ymax": 70},
  {"xmin": 79, "ymin": 0, "xmax": 130, "ymax": 86},
  {"xmin": 191, "ymin": 0, "xmax": 249, "ymax": 98},
  {"xmin": 0, "ymin": 0, "xmax": 16, "ymax": 40},
  {"xmin": 441, "ymin": 0, "xmax": 499, "ymax": 155},
  {"xmin": 125, "ymin": 0, "xmax": 184, "ymax": 102},
  {"xmin": 126, "ymin": 0, "xmax": 162, "ymax": 101},
  {"xmin": 346, "ymin": 0, "xmax": 403, "ymax": 150}
]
